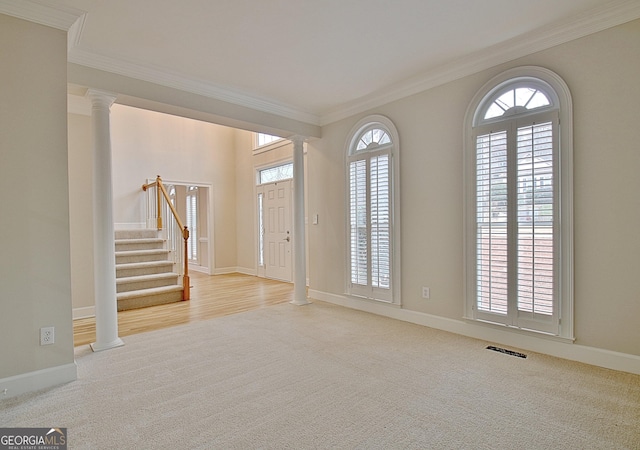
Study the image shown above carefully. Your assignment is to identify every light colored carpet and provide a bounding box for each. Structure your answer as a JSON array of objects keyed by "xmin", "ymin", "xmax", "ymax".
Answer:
[{"xmin": 2, "ymin": 301, "xmax": 639, "ymax": 449}]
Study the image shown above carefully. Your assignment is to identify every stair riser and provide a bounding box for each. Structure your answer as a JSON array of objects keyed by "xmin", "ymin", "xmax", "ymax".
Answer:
[
  {"xmin": 115, "ymin": 241, "xmax": 164, "ymax": 252},
  {"xmin": 117, "ymin": 276, "xmax": 179, "ymax": 293},
  {"xmin": 115, "ymin": 229, "xmax": 158, "ymax": 240},
  {"xmin": 116, "ymin": 264, "xmax": 174, "ymax": 278},
  {"xmin": 117, "ymin": 290, "xmax": 184, "ymax": 311},
  {"xmin": 116, "ymin": 253, "xmax": 170, "ymax": 264}
]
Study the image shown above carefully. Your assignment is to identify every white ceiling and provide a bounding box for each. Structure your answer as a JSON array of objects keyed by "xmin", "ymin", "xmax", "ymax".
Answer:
[{"xmin": 5, "ymin": 0, "xmax": 640, "ymax": 125}]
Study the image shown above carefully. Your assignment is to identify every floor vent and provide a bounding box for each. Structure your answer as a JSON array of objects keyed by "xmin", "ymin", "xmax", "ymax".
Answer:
[{"xmin": 486, "ymin": 345, "xmax": 527, "ymax": 359}]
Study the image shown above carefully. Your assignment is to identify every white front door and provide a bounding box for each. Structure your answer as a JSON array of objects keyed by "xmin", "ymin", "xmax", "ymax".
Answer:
[{"xmin": 262, "ymin": 180, "xmax": 292, "ymax": 282}]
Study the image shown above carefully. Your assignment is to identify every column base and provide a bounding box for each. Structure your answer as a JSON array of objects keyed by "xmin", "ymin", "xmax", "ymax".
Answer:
[
  {"xmin": 90, "ymin": 337, "xmax": 125, "ymax": 352},
  {"xmin": 290, "ymin": 298, "xmax": 312, "ymax": 306}
]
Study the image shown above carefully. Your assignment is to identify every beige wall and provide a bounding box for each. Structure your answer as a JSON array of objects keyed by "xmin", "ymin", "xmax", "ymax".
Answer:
[
  {"xmin": 308, "ymin": 19, "xmax": 640, "ymax": 357},
  {"xmin": 68, "ymin": 113, "xmax": 95, "ymax": 313},
  {"xmin": 0, "ymin": 15, "xmax": 75, "ymax": 380},
  {"xmin": 234, "ymin": 130, "xmax": 257, "ymax": 273}
]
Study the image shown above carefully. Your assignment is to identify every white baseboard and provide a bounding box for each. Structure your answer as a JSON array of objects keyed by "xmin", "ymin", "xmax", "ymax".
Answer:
[
  {"xmin": 0, "ymin": 363, "xmax": 77, "ymax": 399},
  {"xmin": 73, "ymin": 306, "xmax": 95, "ymax": 320},
  {"xmin": 308, "ymin": 289, "xmax": 640, "ymax": 375},
  {"xmin": 213, "ymin": 266, "xmax": 238, "ymax": 275},
  {"xmin": 189, "ymin": 265, "xmax": 210, "ymax": 274},
  {"xmin": 236, "ymin": 267, "xmax": 257, "ymax": 276},
  {"xmin": 214, "ymin": 267, "xmax": 257, "ymax": 276}
]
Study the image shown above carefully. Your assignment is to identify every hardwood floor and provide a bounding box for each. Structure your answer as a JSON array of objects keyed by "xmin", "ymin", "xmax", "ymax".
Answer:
[{"xmin": 73, "ymin": 272, "xmax": 294, "ymax": 347}]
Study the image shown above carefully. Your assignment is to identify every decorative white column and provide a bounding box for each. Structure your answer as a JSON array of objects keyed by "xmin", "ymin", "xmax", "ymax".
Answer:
[
  {"xmin": 87, "ymin": 89, "xmax": 124, "ymax": 351},
  {"xmin": 290, "ymin": 136, "xmax": 311, "ymax": 306}
]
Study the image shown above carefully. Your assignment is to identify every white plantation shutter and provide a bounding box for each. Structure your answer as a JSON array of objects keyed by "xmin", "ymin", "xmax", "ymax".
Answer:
[
  {"xmin": 350, "ymin": 159, "xmax": 368, "ymax": 286},
  {"xmin": 370, "ymin": 154, "xmax": 390, "ymax": 289},
  {"xmin": 516, "ymin": 122, "xmax": 554, "ymax": 317},
  {"xmin": 476, "ymin": 130, "xmax": 509, "ymax": 315}
]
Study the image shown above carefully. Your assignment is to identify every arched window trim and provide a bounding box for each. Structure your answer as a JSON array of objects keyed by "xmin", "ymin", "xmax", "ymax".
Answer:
[
  {"xmin": 345, "ymin": 115, "xmax": 401, "ymax": 305},
  {"xmin": 463, "ymin": 66, "xmax": 574, "ymax": 340}
]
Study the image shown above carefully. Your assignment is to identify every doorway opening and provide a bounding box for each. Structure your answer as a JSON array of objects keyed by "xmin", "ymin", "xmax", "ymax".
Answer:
[{"xmin": 162, "ymin": 181, "xmax": 212, "ymax": 274}]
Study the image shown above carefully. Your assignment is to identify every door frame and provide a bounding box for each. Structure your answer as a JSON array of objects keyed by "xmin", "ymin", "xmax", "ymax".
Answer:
[
  {"xmin": 255, "ymin": 160, "xmax": 294, "ymax": 281},
  {"xmin": 153, "ymin": 178, "xmax": 214, "ymax": 275}
]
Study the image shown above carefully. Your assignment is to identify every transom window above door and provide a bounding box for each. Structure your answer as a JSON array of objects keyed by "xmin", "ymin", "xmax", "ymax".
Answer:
[{"xmin": 258, "ymin": 162, "xmax": 293, "ymax": 185}]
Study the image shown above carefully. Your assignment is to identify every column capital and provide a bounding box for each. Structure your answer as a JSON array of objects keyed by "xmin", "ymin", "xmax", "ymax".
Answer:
[
  {"xmin": 289, "ymin": 135, "xmax": 307, "ymax": 146},
  {"xmin": 85, "ymin": 88, "xmax": 117, "ymax": 109}
]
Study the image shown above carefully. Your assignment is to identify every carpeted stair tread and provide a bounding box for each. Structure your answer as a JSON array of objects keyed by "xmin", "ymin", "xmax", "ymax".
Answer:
[
  {"xmin": 115, "ymin": 238, "xmax": 166, "ymax": 251},
  {"xmin": 115, "ymin": 249, "xmax": 169, "ymax": 256},
  {"xmin": 116, "ymin": 272, "xmax": 179, "ymax": 285},
  {"xmin": 115, "ymin": 238, "xmax": 164, "ymax": 244},
  {"xmin": 115, "ymin": 229, "xmax": 159, "ymax": 239},
  {"xmin": 116, "ymin": 261, "xmax": 174, "ymax": 269},
  {"xmin": 117, "ymin": 285, "xmax": 183, "ymax": 300},
  {"xmin": 117, "ymin": 285, "xmax": 184, "ymax": 311}
]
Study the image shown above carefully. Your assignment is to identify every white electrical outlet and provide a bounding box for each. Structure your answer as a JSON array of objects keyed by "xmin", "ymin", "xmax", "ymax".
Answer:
[
  {"xmin": 40, "ymin": 327, "xmax": 55, "ymax": 345},
  {"xmin": 422, "ymin": 287, "xmax": 430, "ymax": 299}
]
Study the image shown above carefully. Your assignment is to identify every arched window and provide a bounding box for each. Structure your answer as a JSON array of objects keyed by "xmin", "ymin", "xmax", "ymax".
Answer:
[
  {"xmin": 346, "ymin": 115, "xmax": 400, "ymax": 303},
  {"xmin": 464, "ymin": 67, "xmax": 574, "ymax": 339}
]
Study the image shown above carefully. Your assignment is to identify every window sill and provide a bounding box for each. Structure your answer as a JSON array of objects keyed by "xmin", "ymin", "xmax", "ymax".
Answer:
[
  {"xmin": 463, "ymin": 316, "xmax": 575, "ymax": 344},
  {"xmin": 253, "ymin": 139, "xmax": 289, "ymax": 155}
]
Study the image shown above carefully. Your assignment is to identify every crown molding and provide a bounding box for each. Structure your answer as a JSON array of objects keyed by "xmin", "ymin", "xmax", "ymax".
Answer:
[
  {"xmin": 0, "ymin": 0, "xmax": 84, "ymax": 31},
  {"xmin": 67, "ymin": 47, "xmax": 322, "ymax": 126},
  {"xmin": 67, "ymin": 9, "xmax": 86, "ymax": 51},
  {"xmin": 318, "ymin": 0, "xmax": 640, "ymax": 125},
  {"xmin": 68, "ymin": 93, "xmax": 91, "ymax": 116}
]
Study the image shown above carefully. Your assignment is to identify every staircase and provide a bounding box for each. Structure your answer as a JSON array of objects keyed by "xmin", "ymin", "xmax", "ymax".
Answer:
[{"xmin": 115, "ymin": 229, "xmax": 184, "ymax": 311}]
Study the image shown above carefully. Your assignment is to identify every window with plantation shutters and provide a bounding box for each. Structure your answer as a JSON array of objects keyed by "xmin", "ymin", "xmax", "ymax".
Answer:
[
  {"xmin": 347, "ymin": 117, "xmax": 399, "ymax": 303},
  {"xmin": 186, "ymin": 186, "xmax": 198, "ymax": 263},
  {"xmin": 465, "ymin": 68, "xmax": 574, "ymax": 339}
]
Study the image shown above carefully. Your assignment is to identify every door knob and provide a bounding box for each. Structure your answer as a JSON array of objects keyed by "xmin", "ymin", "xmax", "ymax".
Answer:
[{"xmin": 283, "ymin": 236, "xmax": 290, "ymax": 242}]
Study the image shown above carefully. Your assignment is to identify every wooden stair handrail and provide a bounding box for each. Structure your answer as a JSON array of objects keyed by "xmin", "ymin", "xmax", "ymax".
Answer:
[{"xmin": 142, "ymin": 175, "xmax": 190, "ymax": 301}]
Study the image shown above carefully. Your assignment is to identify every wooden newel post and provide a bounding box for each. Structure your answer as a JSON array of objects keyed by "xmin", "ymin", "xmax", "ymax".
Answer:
[
  {"xmin": 156, "ymin": 175, "xmax": 163, "ymax": 230},
  {"xmin": 182, "ymin": 226, "xmax": 190, "ymax": 301}
]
